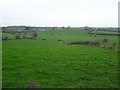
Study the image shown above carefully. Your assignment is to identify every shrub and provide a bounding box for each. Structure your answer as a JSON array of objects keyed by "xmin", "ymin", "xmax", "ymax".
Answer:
[
  {"xmin": 103, "ymin": 39, "xmax": 108, "ymax": 43},
  {"xmin": 33, "ymin": 32, "xmax": 38, "ymax": 37},
  {"xmin": 42, "ymin": 38, "xmax": 46, "ymax": 40},
  {"xmin": 15, "ymin": 34, "xmax": 21, "ymax": 39},
  {"xmin": 107, "ymin": 46, "xmax": 113, "ymax": 50},
  {"xmin": 58, "ymin": 39, "xmax": 62, "ymax": 41}
]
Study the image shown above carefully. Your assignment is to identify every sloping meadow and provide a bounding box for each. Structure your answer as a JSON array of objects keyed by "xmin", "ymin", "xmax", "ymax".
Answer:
[{"xmin": 2, "ymin": 29, "xmax": 119, "ymax": 88}]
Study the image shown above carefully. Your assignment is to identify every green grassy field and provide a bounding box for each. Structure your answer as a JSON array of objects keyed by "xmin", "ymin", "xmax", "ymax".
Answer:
[
  {"xmin": 92, "ymin": 30, "xmax": 119, "ymax": 34},
  {"xmin": 2, "ymin": 29, "xmax": 119, "ymax": 88},
  {"xmin": 2, "ymin": 33, "xmax": 15, "ymax": 40}
]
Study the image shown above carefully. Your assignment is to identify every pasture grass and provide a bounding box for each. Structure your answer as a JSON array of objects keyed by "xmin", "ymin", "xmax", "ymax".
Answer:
[
  {"xmin": 2, "ymin": 33, "xmax": 16, "ymax": 40},
  {"xmin": 92, "ymin": 30, "xmax": 119, "ymax": 34},
  {"xmin": 2, "ymin": 29, "xmax": 118, "ymax": 88}
]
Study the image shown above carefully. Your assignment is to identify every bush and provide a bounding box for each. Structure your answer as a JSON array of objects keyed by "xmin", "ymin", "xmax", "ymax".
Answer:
[
  {"xmin": 42, "ymin": 38, "xmax": 46, "ymax": 40},
  {"xmin": 33, "ymin": 32, "xmax": 38, "ymax": 37},
  {"xmin": 23, "ymin": 35, "xmax": 27, "ymax": 39},
  {"xmin": 103, "ymin": 39, "xmax": 108, "ymax": 43},
  {"xmin": 15, "ymin": 34, "xmax": 21, "ymax": 39},
  {"xmin": 58, "ymin": 39, "xmax": 62, "ymax": 41}
]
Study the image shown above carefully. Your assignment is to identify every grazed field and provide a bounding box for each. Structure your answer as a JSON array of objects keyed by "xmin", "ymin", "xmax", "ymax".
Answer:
[
  {"xmin": 2, "ymin": 29, "xmax": 118, "ymax": 88},
  {"xmin": 92, "ymin": 31, "xmax": 118, "ymax": 34},
  {"xmin": 89, "ymin": 30, "xmax": 120, "ymax": 36}
]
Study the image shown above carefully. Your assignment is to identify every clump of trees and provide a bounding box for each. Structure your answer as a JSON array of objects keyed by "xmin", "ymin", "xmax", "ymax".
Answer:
[
  {"xmin": 2, "ymin": 30, "xmax": 38, "ymax": 40},
  {"xmin": 14, "ymin": 32, "xmax": 38, "ymax": 39},
  {"xmin": 2, "ymin": 26, "xmax": 39, "ymax": 40}
]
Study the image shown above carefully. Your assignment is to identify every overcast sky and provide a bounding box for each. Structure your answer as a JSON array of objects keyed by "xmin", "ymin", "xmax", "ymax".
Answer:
[{"xmin": 0, "ymin": 0, "xmax": 119, "ymax": 27}]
